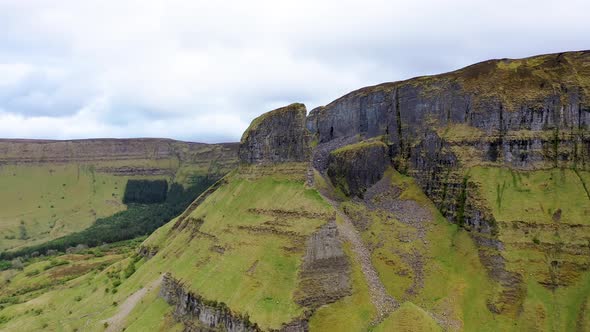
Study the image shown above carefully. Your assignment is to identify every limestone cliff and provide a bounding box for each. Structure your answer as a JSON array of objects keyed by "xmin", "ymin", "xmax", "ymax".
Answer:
[
  {"xmin": 239, "ymin": 103, "xmax": 310, "ymax": 164},
  {"xmin": 307, "ymin": 50, "xmax": 590, "ymax": 315},
  {"xmin": 308, "ymin": 51, "xmax": 590, "ymax": 228}
]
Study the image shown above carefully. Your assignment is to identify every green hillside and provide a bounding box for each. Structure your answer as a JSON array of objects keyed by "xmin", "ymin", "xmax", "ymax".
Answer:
[
  {"xmin": 0, "ymin": 164, "xmax": 135, "ymax": 251},
  {"xmin": 0, "ymin": 139, "xmax": 238, "ymax": 252},
  {"xmin": 0, "ymin": 164, "xmax": 502, "ymax": 330}
]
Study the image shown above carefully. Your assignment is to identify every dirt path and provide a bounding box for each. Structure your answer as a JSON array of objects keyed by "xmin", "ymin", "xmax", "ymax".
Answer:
[
  {"xmin": 321, "ymin": 194, "xmax": 400, "ymax": 324},
  {"xmin": 103, "ymin": 275, "xmax": 163, "ymax": 332}
]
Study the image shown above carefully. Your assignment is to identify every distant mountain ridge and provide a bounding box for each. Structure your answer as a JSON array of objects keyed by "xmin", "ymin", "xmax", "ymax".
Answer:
[{"xmin": 0, "ymin": 138, "xmax": 238, "ymax": 178}]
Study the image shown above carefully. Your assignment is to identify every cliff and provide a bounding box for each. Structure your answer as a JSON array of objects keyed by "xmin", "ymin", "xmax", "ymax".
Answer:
[
  {"xmin": 239, "ymin": 103, "xmax": 310, "ymax": 164},
  {"xmin": 307, "ymin": 50, "xmax": 590, "ymax": 317}
]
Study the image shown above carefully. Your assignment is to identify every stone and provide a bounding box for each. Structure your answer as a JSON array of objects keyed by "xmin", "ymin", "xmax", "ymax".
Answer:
[
  {"xmin": 239, "ymin": 103, "xmax": 311, "ymax": 164},
  {"xmin": 326, "ymin": 141, "xmax": 389, "ymax": 198}
]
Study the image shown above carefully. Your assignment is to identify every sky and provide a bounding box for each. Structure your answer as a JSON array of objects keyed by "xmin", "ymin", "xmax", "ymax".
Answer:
[{"xmin": 0, "ymin": 0, "xmax": 588, "ymax": 143}]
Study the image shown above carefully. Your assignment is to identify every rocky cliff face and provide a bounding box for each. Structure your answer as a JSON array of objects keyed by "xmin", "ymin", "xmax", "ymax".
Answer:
[
  {"xmin": 308, "ymin": 51, "xmax": 590, "ymax": 227},
  {"xmin": 306, "ymin": 50, "xmax": 590, "ymax": 315},
  {"xmin": 239, "ymin": 103, "xmax": 310, "ymax": 164},
  {"xmin": 0, "ymin": 138, "xmax": 239, "ymax": 178},
  {"xmin": 326, "ymin": 141, "xmax": 389, "ymax": 198},
  {"xmin": 160, "ymin": 273, "xmax": 261, "ymax": 332}
]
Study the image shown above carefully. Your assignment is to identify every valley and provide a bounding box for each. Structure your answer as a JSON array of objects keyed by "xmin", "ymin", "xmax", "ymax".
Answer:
[{"xmin": 1, "ymin": 50, "xmax": 590, "ymax": 331}]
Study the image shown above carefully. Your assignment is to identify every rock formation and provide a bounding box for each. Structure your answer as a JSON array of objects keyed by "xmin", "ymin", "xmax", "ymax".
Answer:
[
  {"xmin": 326, "ymin": 140, "xmax": 389, "ymax": 197},
  {"xmin": 307, "ymin": 50, "xmax": 590, "ymax": 315},
  {"xmin": 295, "ymin": 219, "xmax": 351, "ymax": 308},
  {"xmin": 239, "ymin": 103, "xmax": 310, "ymax": 164},
  {"xmin": 160, "ymin": 273, "xmax": 261, "ymax": 332}
]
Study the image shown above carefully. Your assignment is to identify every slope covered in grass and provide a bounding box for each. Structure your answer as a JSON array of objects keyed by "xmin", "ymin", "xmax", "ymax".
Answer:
[
  {"xmin": 469, "ymin": 166, "xmax": 590, "ymax": 331},
  {"xmin": 0, "ymin": 139, "xmax": 238, "ymax": 252},
  {"xmin": 1, "ymin": 178, "xmax": 215, "ymax": 260},
  {"xmin": 0, "ymin": 164, "xmax": 136, "ymax": 251},
  {"xmin": 139, "ymin": 165, "xmax": 334, "ymax": 329},
  {"xmin": 3, "ymin": 162, "xmax": 586, "ymax": 331}
]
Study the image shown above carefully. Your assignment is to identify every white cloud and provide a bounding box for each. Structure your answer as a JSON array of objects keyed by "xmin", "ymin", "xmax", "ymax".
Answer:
[{"xmin": 0, "ymin": 0, "xmax": 589, "ymax": 142}]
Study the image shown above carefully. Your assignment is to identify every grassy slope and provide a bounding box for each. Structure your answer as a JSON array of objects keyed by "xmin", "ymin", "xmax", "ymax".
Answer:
[
  {"xmin": 0, "ymin": 164, "xmax": 130, "ymax": 251},
  {"xmin": 0, "ymin": 157, "xmax": 218, "ymax": 252},
  {"xmin": 340, "ymin": 169, "xmax": 508, "ymax": 331},
  {"xmin": 138, "ymin": 166, "xmax": 333, "ymax": 329},
  {"xmin": 469, "ymin": 166, "xmax": 590, "ymax": 331},
  {"xmin": 3, "ymin": 163, "xmax": 588, "ymax": 331},
  {"xmin": 0, "ymin": 239, "xmax": 143, "ymax": 331},
  {"xmin": 374, "ymin": 302, "xmax": 441, "ymax": 332}
]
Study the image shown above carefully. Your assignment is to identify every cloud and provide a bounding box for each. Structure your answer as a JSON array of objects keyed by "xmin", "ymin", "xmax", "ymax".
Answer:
[{"xmin": 0, "ymin": 0, "xmax": 589, "ymax": 142}]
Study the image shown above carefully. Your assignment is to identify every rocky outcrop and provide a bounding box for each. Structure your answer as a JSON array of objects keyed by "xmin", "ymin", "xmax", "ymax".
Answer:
[
  {"xmin": 309, "ymin": 51, "xmax": 590, "ymax": 230},
  {"xmin": 294, "ymin": 219, "xmax": 351, "ymax": 308},
  {"xmin": 160, "ymin": 273, "xmax": 315, "ymax": 332},
  {"xmin": 239, "ymin": 103, "xmax": 311, "ymax": 164},
  {"xmin": 326, "ymin": 141, "xmax": 389, "ymax": 198},
  {"xmin": 137, "ymin": 245, "xmax": 159, "ymax": 259},
  {"xmin": 0, "ymin": 138, "xmax": 239, "ymax": 178},
  {"xmin": 159, "ymin": 273, "xmax": 261, "ymax": 332}
]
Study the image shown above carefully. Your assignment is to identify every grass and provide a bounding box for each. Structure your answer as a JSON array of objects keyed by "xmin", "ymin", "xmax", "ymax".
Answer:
[
  {"xmin": 123, "ymin": 287, "xmax": 183, "ymax": 332},
  {"xmin": 346, "ymin": 169, "xmax": 506, "ymax": 330},
  {"xmin": 330, "ymin": 139, "xmax": 387, "ymax": 156},
  {"xmin": 0, "ymin": 164, "xmax": 131, "ymax": 251},
  {"xmin": 468, "ymin": 166, "xmax": 590, "ymax": 330},
  {"xmin": 374, "ymin": 302, "xmax": 441, "ymax": 332},
  {"xmin": 0, "ymin": 154, "xmax": 228, "ymax": 253},
  {"xmin": 0, "ymin": 238, "xmax": 143, "ymax": 331},
  {"xmin": 3, "ymin": 159, "xmax": 589, "ymax": 331},
  {"xmin": 138, "ymin": 166, "xmax": 333, "ymax": 330},
  {"xmin": 469, "ymin": 167, "xmax": 590, "ymax": 225}
]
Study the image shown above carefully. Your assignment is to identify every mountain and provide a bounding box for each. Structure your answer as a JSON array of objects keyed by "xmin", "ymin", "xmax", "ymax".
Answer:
[
  {"xmin": 0, "ymin": 138, "xmax": 238, "ymax": 251},
  {"xmin": 1, "ymin": 50, "xmax": 589, "ymax": 331}
]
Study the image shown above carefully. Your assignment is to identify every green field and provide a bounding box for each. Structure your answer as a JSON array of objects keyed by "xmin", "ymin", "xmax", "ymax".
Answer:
[
  {"xmin": 0, "ymin": 164, "xmax": 136, "ymax": 251},
  {"xmin": 0, "ymin": 157, "xmax": 221, "ymax": 252}
]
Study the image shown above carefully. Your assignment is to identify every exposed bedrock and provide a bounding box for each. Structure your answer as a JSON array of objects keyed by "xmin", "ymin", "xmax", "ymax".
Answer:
[
  {"xmin": 309, "ymin": 51, "xmax": 590, "ymax": 227},
  {"xmin": 307, "ymin": 51, "xmax": 590, "ymax": 172},
  {"xmin": 160, "ymin": 273, "xmax": 261, "ymax": 332},
  {"xmin": 295, "ymin": 219, "xmax": 351, "ymax": 309},
  {"xmin": 326, "ymin": 141, "xmax": 389, "ymax": 198},
  {"xmin": 239, "ymin": 103, "xmax": 311, "ymax": 164}
]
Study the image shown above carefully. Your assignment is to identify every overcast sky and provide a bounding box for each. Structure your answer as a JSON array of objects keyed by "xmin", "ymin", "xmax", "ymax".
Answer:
[{"xmin": 0, "ymin": 0, "xmax": 588, "ymax": 143}]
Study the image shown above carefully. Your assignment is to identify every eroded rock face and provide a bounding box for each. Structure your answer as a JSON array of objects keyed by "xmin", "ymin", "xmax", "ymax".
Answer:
[
  {"xmin": 239, "ymin": 103, "xmax": 311, "ymax": 164},
  {"xmin": 295, "ymin": 219, "xmax": 351, "ymax": 309},
  {"xmin": 159, "ymin": 273, "xmax": 261, "ymax": 332},
  {"xmin": 310, "ymin": 51, "xmax": 590, "ymax": 230},
  {"xmin": 308, "ymin": 51, "xmax": 590, "ymax": 315},
  {"xmin": 326, "ymin": 141, "xmax": 389, "ymax": 198}
]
